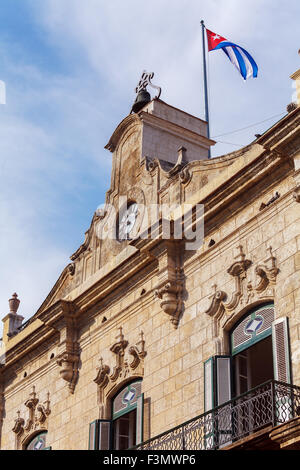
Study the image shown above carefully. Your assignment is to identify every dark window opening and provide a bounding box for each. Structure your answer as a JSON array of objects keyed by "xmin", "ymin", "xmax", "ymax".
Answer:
[
  {"xmin": 234, "ymin": 335, "xmax": 273, "ymax": 396},
  {"xmin": 113, "ymin": 409, "xmax": 137, "ymax": 450}
]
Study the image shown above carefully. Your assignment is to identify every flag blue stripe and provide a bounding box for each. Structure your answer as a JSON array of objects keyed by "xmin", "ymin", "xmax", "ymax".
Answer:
[
  {"xmin": 237, "ymin": 45, "xmax": 258, "ymax": 78},
  {"xmin": 232, "ymin": 46, "xmax": 247, "ymax": 80},
  {"xmin": 212, "ymin": 40, "xmax": 258, "ymax": 80}
]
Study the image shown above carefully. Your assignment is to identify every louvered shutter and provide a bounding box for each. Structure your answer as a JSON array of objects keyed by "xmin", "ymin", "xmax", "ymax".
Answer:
[
  {"xmin": 98, "ymin": 420, "xmax": 112, "ymax": 450},
  {"xmin": 89, "ymin": 420, "xmax": 98, "ymax": 450},
  {"xmin": 89, "ymin": 420, "xmax": 111, "ymax": 450},
  {"xmin": 136, "ymin": 393, "xmax": 144, "ymax": 445},
  {"xmin": 272, "ymin": 317, "xmax": 292, "ymax": 424},
  {"xmin": 204, "ymin": 356, "xmax": 232, "ymax": 449},
  {"xmin": 204, "ymin": 357, "xmax": 214, "ymax": 412},
  {"xmin": 215, "ymin": 356, "xmax": 232, "ymax": 448},
  {"xmin": 272, "ymin": 317, "xmax": 291, "ymax": 383},
  {"xmin": 216, "ymin": 356, "xmax": 232, "ymax": 405},
  {"xmin": 204, "ymin": 356, "xmax": 232, "ymax": 409}
]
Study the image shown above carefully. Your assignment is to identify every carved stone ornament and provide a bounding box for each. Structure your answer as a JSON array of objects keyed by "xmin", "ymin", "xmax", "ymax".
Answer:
[
  {"xmin": 94, "ymin": 328, "xmax": 146, "ymax": 418},
  {"xmin": 205, "ymin": 245, "xmax": 279, "ymax": 340},
  {"xmin": 145, "ymin": 147, "xmax": 191, "ymax": 185},
  {"xmin": 155, "ymin": 279, "xmax": 184, "ymax": 328},
  {"xmin": 154, "ymin": 240, "xmax": 185, "ymax": 328},
  {"xmin": 12, "ymin": 387, "xmax": 51, "ymax": 449},
  {"xmin": 56, "ymin": 350, "xmax": 80, "ymax": 394},
  {"xmin": 56, "ymin": 301, "xmax": 80, "ymax": 394}
]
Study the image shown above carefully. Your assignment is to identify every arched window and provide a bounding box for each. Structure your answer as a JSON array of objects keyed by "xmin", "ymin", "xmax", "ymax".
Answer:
[
  {"xmin": 25, "ymin": 431, "xmax": 48, "ymax": 450},
  {"xmin": 231, "ymin": 303, "xmax": 275, "ymax": 396},
  {"xmin": 204, "ymin": 303, "xmax": 291, "ymax": 411},
  {"xmin": 89, "ymin": 380, "xmax": 144, "ymax": 450},
  {"xmin": 112, "ymin": 380, "xmax": 143, "ymax": 450}
]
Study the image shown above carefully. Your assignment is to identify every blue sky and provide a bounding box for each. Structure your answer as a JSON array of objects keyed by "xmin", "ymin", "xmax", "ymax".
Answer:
[{"xmin": 0, "ymin": 0, "xmax": 299, "ymax": 328}]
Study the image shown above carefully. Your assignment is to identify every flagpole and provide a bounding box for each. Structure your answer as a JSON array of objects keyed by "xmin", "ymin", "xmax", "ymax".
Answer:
[{"xmin": 200, "ymin": 20, "xmax": 211, "ymax": 158}]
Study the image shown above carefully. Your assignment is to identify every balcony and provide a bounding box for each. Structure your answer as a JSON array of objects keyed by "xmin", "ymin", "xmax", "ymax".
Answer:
[{"xmin": 135, "ymin": 380, "xmax": 300, "ymax": 450}]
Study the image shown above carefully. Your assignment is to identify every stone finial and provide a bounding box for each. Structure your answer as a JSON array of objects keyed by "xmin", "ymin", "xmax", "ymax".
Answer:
[{"xmin": 9, "ymin": 293, "xmax": 20, "ymax": 314}]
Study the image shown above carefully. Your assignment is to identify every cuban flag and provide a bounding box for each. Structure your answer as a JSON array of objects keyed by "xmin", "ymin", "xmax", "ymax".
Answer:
[{"xmin": 206, "ymin": 28, "xmax": 258, "ymax": 80}]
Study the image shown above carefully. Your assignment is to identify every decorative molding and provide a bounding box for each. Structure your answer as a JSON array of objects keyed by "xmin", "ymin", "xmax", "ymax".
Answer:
[
  {"xmin": 12, "ymin": 387, "xmax": 51, "ymax": 449},
  {"xmin": 205, "ymin": 245, "xmax": 279, "ymax": 339},
  {"xmin": 145, "ymin": 147, "xmax": 191, "ymax": 185},
  {"xmin": 94, "ymin": 328, "xmax": 146, "ymax": 418}
]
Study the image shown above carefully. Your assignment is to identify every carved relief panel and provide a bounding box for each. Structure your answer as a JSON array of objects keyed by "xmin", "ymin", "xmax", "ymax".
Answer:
[
  {"xmin": 94, "ymin": 328, "xmax": 146, "ymax": 419},
  {"xmin": 205, "ymin": 245, "xmax": 279, "ymax": 352},
  {"xmin": 12, "ymin": 387, "xmax": 51, "ymax": 450}
]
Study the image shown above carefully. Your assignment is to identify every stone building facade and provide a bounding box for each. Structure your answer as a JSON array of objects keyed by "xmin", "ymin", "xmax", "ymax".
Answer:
[{"xmin": 0, "ymin": 67, "xmax": 300, "ymax": 451}]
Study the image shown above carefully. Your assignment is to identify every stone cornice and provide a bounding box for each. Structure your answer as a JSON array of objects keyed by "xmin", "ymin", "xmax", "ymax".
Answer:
[
  {"xmin": 256, "ymin": 107, "xmax": 300, "ymax": 153},
  {"xmin": 0, "ymin": 321, "xmax": 57, "ymax": 373}
]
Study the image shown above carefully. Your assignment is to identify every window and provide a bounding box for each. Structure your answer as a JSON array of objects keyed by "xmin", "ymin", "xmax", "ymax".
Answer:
[
  {"xmin": 112, "ymin": 381, "xmax": 143, "ymax": 450},
  {"xmin": 204, "ymin": 303, "xmax": 291, "ymax": 411},
  {"xmin": 203, "ymin": 303, "xmax": 292, "ymax": 448},
  {"xmin": 25, "ymin": 431, "xmax": 49, "ymax": 450}
]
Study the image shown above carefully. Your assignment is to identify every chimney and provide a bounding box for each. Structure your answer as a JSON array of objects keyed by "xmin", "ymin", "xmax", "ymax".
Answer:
[
  {"xmin": 2, "ymin": 293, "xmax": 24, "ymax": 344},
  {"xmin": 290, "ymin": 50, "xmax": 300, "ymax": 107}
]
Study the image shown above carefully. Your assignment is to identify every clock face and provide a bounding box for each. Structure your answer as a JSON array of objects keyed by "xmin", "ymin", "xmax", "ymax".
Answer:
[{"xmin": 118, "ymin": 202, "xmax": 139, "ymax": 241}]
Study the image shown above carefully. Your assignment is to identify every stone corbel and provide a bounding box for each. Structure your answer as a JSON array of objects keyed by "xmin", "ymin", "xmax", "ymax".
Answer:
[
  {"xmin": 56, "ymin": 301, "xmax": 80, "ymax": 394},
  {"xmin": 154, "ymin": 239, "xmax": 185, "ymax": 328}
]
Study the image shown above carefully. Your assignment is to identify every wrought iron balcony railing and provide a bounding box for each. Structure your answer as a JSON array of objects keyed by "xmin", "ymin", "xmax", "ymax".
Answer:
[{"xmin": 134, "ymin": 380, "xmax": 300, "ymax": 450}]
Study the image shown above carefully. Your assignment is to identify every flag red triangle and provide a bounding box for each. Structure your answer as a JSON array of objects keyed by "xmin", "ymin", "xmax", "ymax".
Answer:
[{"xmin": 206, "ymin": 29, "xmax": 227, "ymax": 51}]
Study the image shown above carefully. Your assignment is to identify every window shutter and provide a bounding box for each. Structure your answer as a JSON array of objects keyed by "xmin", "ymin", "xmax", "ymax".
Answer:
[
  {"xmin": 136, "ymin": 393, "xmax": 144, "ymax": 445},
  {"xmin": 204, "ymin": 356, "xmax": 232, "ymax": 411},
  {"xmin": 272, "ymin": 317, "xmax": 291, "ymax": 383},
  {"xmin": 89, "ymin": 420, "xmax": 98, "ymax": 450},
  {"xmin": 216, "ymin": 356, "xmax": 232, "ymax": 405},
  {"xmin": 98, "ymin": 420, "xmax": 112, "ymax": 450},
  {"xmin": 204, "ymin": 356, "xmax": 232, "ymax": 449},
  {"xmin": 89, "ymin": 420, "xmax": 112, "ymax": 450},
  {"xmin": 204, "ymin": 357, "xmax": 214, "ymax": 411}
]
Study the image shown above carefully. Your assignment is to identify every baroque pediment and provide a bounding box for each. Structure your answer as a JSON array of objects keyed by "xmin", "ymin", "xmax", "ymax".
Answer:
[
  {"xmin": 34, "ymin": 263, "xmax": 76, "ymax": 316},
  {"xmin": 94, "ymin": 328, "xmax": 146, "ymax": 418},
  {"xmin": 205, "ymin": 245, "xmax": 279, "ymax": 336}
]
